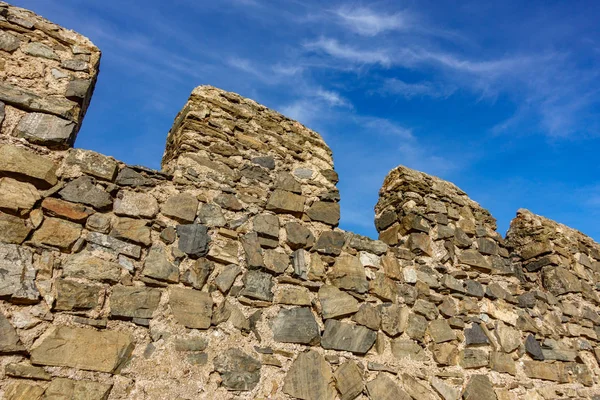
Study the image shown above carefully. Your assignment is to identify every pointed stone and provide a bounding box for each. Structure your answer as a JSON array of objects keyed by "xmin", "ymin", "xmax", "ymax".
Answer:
[
  {"xmin": 462, "ymin": 375, "xmax": 497, "ymax": 400},
  {"xmin": 366, "ymin": 373, "xmax": 411, "ymax": 400},
  {"xmin": 0, "ymin": 313, "xmax": 25, "ymax": 353},
  {"xmin": 283, "ymin": 350, "xmax": 336, "ymax": 400},
  {"xmin": 334, "ymin": 361, "xmax": 364, "ymax": 400},
  {"xmin": 272, "ymin": 307, "xmax": 320, "ymax": 345},
  {"xmin": 321, "ymin": 319, "xmax": 377, "ymax": 354}
]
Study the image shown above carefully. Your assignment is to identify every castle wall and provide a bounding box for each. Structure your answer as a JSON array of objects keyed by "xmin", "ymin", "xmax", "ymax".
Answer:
[{"xmin": 0, "ymin": 3, "xmax": 599, "ymax": 400}]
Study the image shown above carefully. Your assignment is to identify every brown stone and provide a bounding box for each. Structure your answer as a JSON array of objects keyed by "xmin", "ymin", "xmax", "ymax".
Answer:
[
  {"xmin": 334, "ymin": 361, "xmax": 364, "ymax": 400},
  {"xmin": 458, "ymin": 249, "xmax": 492, "ymax": 272},
  {"xmin": 328, "ymin": 254, "xmax": 368, "ymax": 294},
  {"xmin": 43, "ymin": 378, "xmax": 113, "ymax": 400},
  {"xmin": 522, "ymin": 360, "xmax": 567, "ymax": 382},
  {"xmin": 283, "ymin": 350, "xmax": 336, "ymax": 400},
  {"xmin": 30, "ymin": 326, "xmax": 134, "ymax": 373},
  {"xmin": 62, "ymin": 252, "xmax": 121, "ymax": 283},
  {"xmin": 3, "ymin": 382, "xmax": 45, "ymax": 400},
  {"xmin": 462, "ymin": 375, "xmax": 497, "ymax": 400},
  {"xmin": 0, "ymin": 212, "xmax": 31, "ymax": 244},
  {"xmin": 319, "ymin": 285, "xmax": 359, "ymax": 319},
  {"xmin": 0, "ymin": 313, "xmax": 25, "ymax": 353},
  {"xmin": 168, "ymin": 286, "xmax": 212, "ymax": 329},
  {"xmin": 266, "ymin": 189, "xmax": 306, "ymax": 214},
  {"xmin": 0, "ymin": 145, "xmax": 58, "ymax": 189},
  {"xmin": 366, "ymin": 373, "xmax": 411, "ymax": 400},
  {"xmin": 0, "ymin": 178, "xmax": 40, "ymax": 214},
  {"xmin": 161, "ymin": 193, "xmax": 198, "ymax": 223},
  {"xmin": 31, "ymin": 217, "xmax": 82, "ymax": 250},
  {"xmin": 42, "ymin": 197, "xmax": 93, "ymax": 222},
  {"xmin": 110, "ymin": 285, "xmax": 162, "ymax": 319},
  {"xmin": 427, "ymin": 319, "xmax": 456, "ymax": 343},
  {"xmin": 306, "ymin": 201, "xmax": 340, "ymax": 226},
  {"xmin": 54, "ymin": 279, "xmax": 101, "ymax": 310},
  {"xmin": 111, "ymin": 217, "xmax": 152, "ymax": 246}
]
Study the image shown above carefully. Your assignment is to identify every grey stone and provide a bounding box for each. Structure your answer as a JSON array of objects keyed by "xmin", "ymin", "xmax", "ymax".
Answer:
[
  {"xmin": 15, "ymin": 112, "xmax": 76, "ymax": 148},
  {"xmin": 0, "ymin": 145, "xmax": 58, "ymax": 189},
  {"xmin": 401, "ymin": 374, "xmax": 438, "ymax": 400},
  {"xmin": 253, "ymin": 213, "xmax": 279, "ymax": 239},
  {"xmin": 352, "ymin": 303, "xmax": 381, "ymax": 331},
  {"xmin": 314, "ymin": 231, "xmax": 346, "ymax": 256},
  {"xmin": 110, "ymin": 217, "xmax": 151, "ymax": 246},
  {"xmin": 462, "ymin": 375, "xmax": 497, "ymax": 400},
  {"xmin": 413, "ymin": 299, "xmax": 439, "ymax": 320},
  {"xmin": 0, "ymin": 212, "xmax": 31, "ymax": 244},
  {"xmin": 293, "ymin": 168, "xmax": 314, "ymax": 179},
  {"xmin": 328, "ymin": 254, "xmax": 368, "ymax": 294},
  {"xmin": 291, "ymin": 249, "xmax": 309, "ymax": 279},
  {"xmin": 143, "ymin": 246, "xmax": 179, "ymax": 283},
  {"xmin": 406, "ymin": 313, "xmax": 428, "ymax": 341},
  {"xmin": 182, "ymin": 258, "xmax": 214, "ymax": 290},
  {"xmin": 62, "ymin": 252, "xmax": 122, "ymax": 283},
  {"xmin": 464, "ymin": 279, "xmax": 484, "ymax": 298},
  {"xmin": 381, "ymin": 304, "xmax": 409, "ymax": 337},
  {"xmin": 214, "ymin": 193, "xmax": 243, "ymax": 211},
  {"xmin": 465, "ymin": 323, "xmax": 489, "ymax": 345},
  {"xmin": 369, "ymin": 272, "xmax": 398, "ymax": 302},
  {"xmin": 334, "ymin": 360, "xmax": 364, "ymax": 400},
  {"xmin": 176, "ymin": 224, "xmax": 210, "ymax": 258},
  {"xmin": 175, "ymin": 337, "xmax": 208, "ymax": 351},
  {"xmin": 376, "ymin": 209, "xmax": 397, "ymax": 231},
  {"xmin": 0, "ymin": 313, "xmax": 25, "ymax": 353},
  {"xmin": 240, "ymin": 270, "xmax": 273, "ymax": 301},
  {"xmin": 23, "ymin": 42, "xmax": 58, "ymax": 60},
  {"xmin": 428, "ymin": 319, "xmax": 456, "ymax": 343},
  {"xmin": 458, "ymin": 250, "xmax": 492, "ymax": 272},
  {"xmin": 30, "ymin": 326, "xmax": 134, "ymax": 373},
  {"xmin": 495, "ymin": 322, "xmax": 521, "ymax": 353},
  {"xmin": 0, "ymin": 101, "xmax": 4, "ymax": 125},
  {"xmin": 110, "ymin": 285, "xmax": 161, "ymax": 319},
  {"xmin": 321, "ymin": 319, "xmax": 377, "ymax": 354},
  {"xmin": 0, "ymin": 82, "xmax": 78, "ymax": 121},
  {"xmin": 307, "ymin": 201, "xmax": 340, "ymax": 226},
  {"xmin": 62, "ymin": 59, "xmax": 89, "ymax": 72},
  {"xmin": 43, "ymin": 378, "xmax": 112, "ymax": 400},
  {"xmin": 520, "ymin": 241, "xmax": 552, "ymax": 260},
  {"xmin": 168, "ymin": 286, "xmax": 212, "ymax": 329},
  {"xmin": 4, "ymin": 363, "xmax": 51, "ymax": 381},
  {"xmin": 196, "ymin": 203, "xmax": 226, "ymax": 227},
  {"xmin": 214, "ymin": 348, "xmax": 261, "ymax": 391},
  {"xmin": 114, "ymin": 191, "xmax": 158, "ymax": 218},
  {"xmin": 366, "ymin": 373, "xmax": 411, "ymax": 400},
  {"xmin": 459, "ymin": 348, "xmax": 489, "ymax": 369},
  {"xmin": 266, "ymin": 189, "xmax": 305, "ymax": 214},
  {"xmin": 348, "ymin": 234, "xmax": 388, "ymax": 255},
  {"xmin": 319, "ymin": 285, "xmax": 359, "ymax": 319},
  {"xmin": 283, "ymin": 350, "xmax": 336, "ymax": 400},
  {"xmin": 525, "ymin": 334, "xmax": 544, "ymax": 360},
  {"xmin": 275, "ymin": 172, "xmax": 302, "ymax": 194},
  {"xmin": 115, "ymin": 167, "xmax": 153, "ymax": 187},
  {"xmin": 0, "ymin": 30, "xmax": 20, "ymax": 52},
  {"xmin": 542, "ymin": 266, "xmax": 582, "ymax": 295},
  {"xmin": 162, "ymin": 193, "xmax": 198, "ymax": 223},
  {"xmin": 87, "ymin": 232, "xmax": 142, "ymax": 258},
  {"xmin": 240, "ymin": 232, "xmax": 263, "ymax": 268},
  {"xmin": 65, "ymin": 79, "xmax": 92, "ymax": 100},
  {"xmin": 0, "ymin": 244, "xmax": 39, "ymax": 303},
  {"xmin": 60, "ymin": 176, "xmax": 113, "ymax": 210},
  {"xmin": 86, "ymin": 213, "xmax": 111, "ymax": 233},
  {"xmin": 215, "ymin": 264, "xmax": 242, "ymax": 293},
  {"xmin": 251, "ymin": 156, "xmax": 275, "ymax": 170},
  {"xmin": 286, "ymin": 222, "xmax": 315, "ymax": 250},
  {"xmin": 54, "ymin": 279, "xmax": 100, "ymax": 311},
  {"xmin": 272, "ymin": 307, "xmax": 320, "ymax": 345},
  {"xmin": 430, "ymin": 377, "xmax": 459, "ymax": 400},
  {"xmin": 489, "ymin": 352, "xmax": 516, "ymax": 375},
  {"xmin": 240, "ymin": 164, "xmax": 271, "ymax": 183}
]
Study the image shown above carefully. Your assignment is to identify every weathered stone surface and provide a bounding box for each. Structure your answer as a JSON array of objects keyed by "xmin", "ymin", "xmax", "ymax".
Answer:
[
  {"xmin": 182, "ymin": 258, "xmax": 214, "ymax": 289},
  {"xmin": 0, "ymin": 82, "xmax": 78, "ymax": 124},
  {"xmin": 319, "ymin": 285, "xmax": 359, "ymax": 319},
  {"xmin": 276, "ymin": 285, "xmax": 312, "ymax": 306},
  {"xmin": 329, "ymin": 254, "xmax": 368, "ymax": 293},
  {"xmin": 31, "ymin": 217, "xmax": 81, "ymax": 250},
  {"xmin": 62, "ymin": 252, "xmax": 121, "ymax": 283},
  {"xmin": 431, "ymin": 377, "xmax": 459, "ymax": 400},
  {"xmin": 110, "ymin": 285, "xmax": 161, "ymax": 319},
  {"xmin": 381, "ymin": 304, "xmax": 409, "ymax": 337},
  {"xmin": 43, "ymin": 378, "xmax": 112, "ymax": 400},
  {"xmin": 391, "ymin": 339, "xmax": 427, "ymax": 361},
  {"xmin": 66, "ymin": 78, "xmax": 93, "ymax": 100},
  {"xmin": 4, "ymin": 363, "xmax": 51, "ymax": 380},
  {"xmin": 0, "ymin": 212, "xmax": 31, "ymax": 244},
  {"xmin": 525, "ymin": 334, "xmax": 544, "ymax": 360},
  {"xmin": 31, "ymin": 326, "xmax": 134, "ymax": 373},
  {"xmin": 292, "ymin": 249, "xmax": 309, "ymax": 279},
  {"xmin": 0, "ymin": 145, "xmax": 58, "ymax": 189},
  {"xmin": 55, "ymin": 279, "xmax": 100, "ymax": 310},
  {"xmin": 408, "ymin": 232, "xmax": 433, "ymax": 256},
  {"xmin": 215, "ymin": 264, "xmax": 242, "ymax": 293},
  {"xmin": 402, "ymin": 374, "xmax": 437, "ymax": 400},
  {"xmin": 459, "ymin": 348, "xmax": 489, "ymax": 369},
  {"xmin": 214, "ymin": 348, "xmax": 261, "ymax": 391},
  {"xmin": 168, "ymin": 286, "xmax": 212, "ymax": 329},
  {"xmin": 321, "ymin": 319, "xmax": 377, "ymax": 354},
  {"xmin": 428, "ymin": 319, "xmax": 456, "ymax": 343},
  {"xmin": 369, "ymin": 272, "xmax": 398, "ymax": 302},
  {"xmin": 283, "ymin": 350, "xmax": 336, "ymax": 400},
  {"xmin": 42, "ymin": 197, "xmax": 93, "ymax": 222},
  {"xmin": 0, "ymin": 178, "xmax": 40, "ymax": 214},
  {"xmin": 366, "ymin": 373, "xmax": 411, "ymax": 400},
  {"xmin": 307, "ymin": 201, "xmax": 340, "ymax": 226},
  {"xmin": 285, "ymin": 222, "xmax": 315, "ymax": 250},
  {"xmin": 334, "ymin": 360, "xmax": 364, "ymax": 400},
  {"xmin": 266, "ymin": 189, "xmax": 306, "ymax": 214},
  {"xmin": 0, "ymin": 244, "xmax": 38, "ymax": 303},
  {"xmin": 14, "ymin": 112, "xmax": 76, "ymax": 147},
  {"xmin": 253, "ymin": 213, "xmax": 279, "ymax": 239},
  {"xmin": 196, "ymin": 203, "xmax": 226, "ymax": 227},
  {"xmin": 3, "ymin": 382, "xmax": 45, "ymax": 400},
  {"xmin": 143, "ymin": 246, "xmax": 179, "ymax": 283},
  {"xmin": 176, "ymin": 224, "xmax": 210, "ymax": 258},
  {"xmin": 240, "ymin": 232, "xmax": 264, "ymax": 268},
  {"xmin": 162, "ymin": 193, "xmax": 198, "ymax": 223},
  {"xmin": 64, "ymin": 149, "xmax": 118, "ymax": 182},
  {"xmin": 0, "ymin": 313, "xmax": 25, "ymax": 353},
  {"xmin": 87, "ymin": 232, "xmax": 142, "ymax": 258},
  {"xmin": 542, "ymin": 266, "xmax": 582, "ymax": 295},
  {"xmin": 111, "ymin": 217, "xmax": 152, "ymax": 246},
  {"xmin": 462, "ymin": 375, "xmax": 496, "ymax": 400},
  {"xmin": 115, "ymin": 167, "xmax": 153, "ymax": 187},
  {"xmin": 0, "ymin": 30, "xmax": 20, "ymax": 52},
  {"xmin": 458, "ymin": 249, "xmax": 492, "ymax": 272},
  {"xmin": 413, "ymin": 299, "xmax": 439, "ymax": 320},
  {"xmin": 240, "ymin": 269, "xmax": 273, "ymax": 301},
  {"xmin": 86, "ymin": 213, "xmax": 111, "ymax": 233},
  {"xmin": 314, "ymin": 231, "xmax": 346, "ymax": 256},
  {"xmin": 465, "ymin": 323, "xmax": 489, "ymax": 345},
  {"xmin": 59, "ymin": 176, "xmax": 113, "ymax": 210},
  {"xmin": 406, "ymin": 313, "xmax": 428, "ymax": 341},
  {"xmin": 489, "ymin": 352, "xmax": 516, "ymax": 375},
  {"xmin": 272, "ymin": 307, "xmax": 320, "ymax": 345},
  {"xmin": 23, "ymin": 42, "xmax": 58, "ymax": 59},
  {"xmin": 495, "ymin": 321, "xmax": 521, "ymax": 353},
  {"xmin": 352, "ymin": 303, "xmax": 381, "ymax": 331},
  {"xmin": 114, "ymin": 191, "xmax": 159, "ymax": 218}
]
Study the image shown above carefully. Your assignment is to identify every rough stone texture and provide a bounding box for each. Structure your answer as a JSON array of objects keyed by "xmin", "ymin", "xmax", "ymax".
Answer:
[
  {"xmin": 0, "ymin": 11, "xmax": 599, "ymax": 398},
  {"xmin": 30, "ymin": 326, "xmax": 134, "ymax": 373}
]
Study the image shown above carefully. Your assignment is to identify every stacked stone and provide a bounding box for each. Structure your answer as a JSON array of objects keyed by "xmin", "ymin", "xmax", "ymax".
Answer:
[
  {"xmin": 0, "ymin": 1, "xmax": 100, "ymax": 148},
  {"xmin": 1, "ymin": 4, "xmax": 600, "ymax": 399}
]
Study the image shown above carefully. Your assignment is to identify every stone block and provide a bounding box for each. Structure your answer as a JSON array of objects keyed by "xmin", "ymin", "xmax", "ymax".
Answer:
[
  {"xmin": 283, "ymin": 350, "xmax": 335, "ymax": 400},
  {"xmin": 14, "ymin": 112, "xmax": 76, "ymax": 148},
  {"xmin": 168, "ymin": 286, "xmax": 212, "ymax": 329},
  {"xmin": 321, "ymin": 319, "xmax": 377, "ymax": 354},
  {"xmin": 0, "ymin": 145, "xmax": 58, "ymax": 189}
]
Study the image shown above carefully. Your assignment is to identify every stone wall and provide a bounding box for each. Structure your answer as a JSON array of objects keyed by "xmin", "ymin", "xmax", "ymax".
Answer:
[{"xmin": 0, "ymin": 4, "xmax": 599, "ymax": 400}]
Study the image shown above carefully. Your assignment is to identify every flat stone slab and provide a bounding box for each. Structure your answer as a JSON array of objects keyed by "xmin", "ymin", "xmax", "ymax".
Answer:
[
  {"xmin": 44, "ymin": 378, "xmax": 112, "ymax": 400},
  {"xmin": 31, "ymin": 326, "xmax": 134, "ymax": 373},
  {"xmin": 0, "ymin": 313, "xmax": 25, "ymax": 353},
  {"xmin": 0, "ymin": 244, "xmax": 39, "ymax": 303},
  {"xmin": 214, "ymin": 348, "xmax": 261, "ymax": 391},
  {"xmin": 14, "ymin": 112, "xmax": 76, "ymax": 148},
  {"xmin": 168, "ymin": 286, "xmax": 212, "ymax": 329},
  {"xmin": 0, "ymin": 145, "xmax": 58, "ymax": 189},
  {"xmin": 321, "ymin": 319, "xmax": 376, "ymax": 354},
  {"xmin": 110, "ymin": 285, "xmax": 162, "ymax": 319},
  {"xmin": 283, "ymin": 350, "xmax": 336, "ymax": 400},
  {"xmin": 272, "ymin": 307, "xmax": 320, "ymax": 345}
]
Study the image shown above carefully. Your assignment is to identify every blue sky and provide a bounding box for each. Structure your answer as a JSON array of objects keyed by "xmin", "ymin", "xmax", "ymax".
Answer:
[{"xmin": 14, "ymin": 0, "xmax": 600, "ymax": 240}]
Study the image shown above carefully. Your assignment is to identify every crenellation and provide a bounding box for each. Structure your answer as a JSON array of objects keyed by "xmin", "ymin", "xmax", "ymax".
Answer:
[{"xmin": 0, "ymin": 3, "xmax": 599, "ymax": 400}]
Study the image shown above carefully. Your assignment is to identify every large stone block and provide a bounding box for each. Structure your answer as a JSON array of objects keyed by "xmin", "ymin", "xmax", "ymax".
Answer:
[
  {"xmin": 0, "ymin": 212, "xmax": 31, "ymax": 244},
  {"xmin": 283, "ymin": 350, "xmax": 336, "ymax": 400},
  {"xmin": 31, "ymin": 217, "xmax": 82, "ymax": 250},
  {"xmin": 0, "ymin": 145, "xmax": 58, "ymax": 188},
  {"xmin": 321, "ymin": 319, "xmax": 377, "ymax": 354},
  {"xmin": 0, "ymin": 313, "xmax": 25, "ymax": 353},
  {"xmin": 0, "ymin": 244, "xmax": 39, "ymax": 303},
  {"xmin": 14, "ymin": 112, "xmax": 76, "ymax": 148},
  {"xmin": 168, "ymin": 286, "xmax": 212, "ymax": 329},
  {"xmin": 31, "ymin": 326, "xmax": 134, "ymax": 373},
  {"xmin": 110, "ymin": 285, "xmax": 162, "ymax": 319},
  {"xmin": 0, "ymin": 178, "xmax": 40, "ymax": 214}
]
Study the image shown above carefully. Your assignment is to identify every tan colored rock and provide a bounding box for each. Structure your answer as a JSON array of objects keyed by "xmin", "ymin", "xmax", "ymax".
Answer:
[
  {"xmin": 0, "ymin": 212, "xmax": 31, "ymax": 244},
  {"xmin": 113, "ymin": 191, "xmax": 159, "ymax": 218},
  {"xmin": 62, "ymin": 252, "xmax": 121, "ymax": 283},
  {"xmin": 334, "ymin": 360, "xmax": 364, "ymax": 400},
  {"xmin": 3, "ymin": 382, "xmax": 45, "ymax": 400},
  {"xmin": 266, "ymin": 189, "xmax": 306, "ymax": 214},
  {"xmin": 283, "ymin": 350, "xmax": 336, "ymax": 400},
  {"xmin": 41, "ymin": 197, "xmax": 93, "ymax": 222},
  {"xmin": 168, "ymin": 286, "xmax": 212, "ymax": 329},
  {"xmin": 366, "ymin": 373, "xmax": 411, "ymax": 400},
  {"xmin": 329, "ymin": 254, "xmax": 368, "ymax": 294},
  {"xmin": 161, "ymin": 193, "xmax": 198, "ymax": 223},
  {"xmin": 0, "ymin": 178, "xmax": 40, "ymax": 214},
  {"xmin": 522, "ymin": 360, "xmax": 568, "ymax": 382},
  {"xmin": 31, "ymin": 217, "xmax": 81, "ymax": 250},
  {"xmin": 319, "ymin": 285, "xmax": 359, "ymax": 319},
  {"xmin": 0, "ymin": 145, "xmax": 58, "ymax": 189},
  {"xmin": 43, "ymin": 378, "xmax": 112, "ymax": 400},
  {"xmin": 30, "ymin": 326, "xmax": 134, "ymax": 373},
  {"xmin": 111, "ymin": 217, "xmax": 152, "ymax": 246}
]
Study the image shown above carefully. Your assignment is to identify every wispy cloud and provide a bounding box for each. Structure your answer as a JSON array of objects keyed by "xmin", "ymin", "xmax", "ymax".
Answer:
[
  {"xmin": 333, "ymin": 6, "xmax": 412, "ymax": 36},
  {"xmin": 304, "ymin": 37, "xmax": 392, "ymax": 66},
  {"xmin": 380, "ymin": 78, "xmax": 456, "ymax": 99}
]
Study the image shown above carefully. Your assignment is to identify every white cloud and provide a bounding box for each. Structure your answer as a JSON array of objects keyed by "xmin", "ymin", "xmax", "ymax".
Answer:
[
  {"xmin": 333, "ymin": 6, "xmax": 412, "ymax": 36},
  {"xmin": 314, "ymin": 88, "xmax": 351, "ymax": 107},
  {"xmin": 304, "ymin": 37, "xmax": 391, "ymax": 66},
  {"xmin": 357, "ymin": 117, "xmax": 413, "ymax": 139},
  {"xmin": 380, "ymin": 78, "xmax": 456, "ymax": 99}
]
